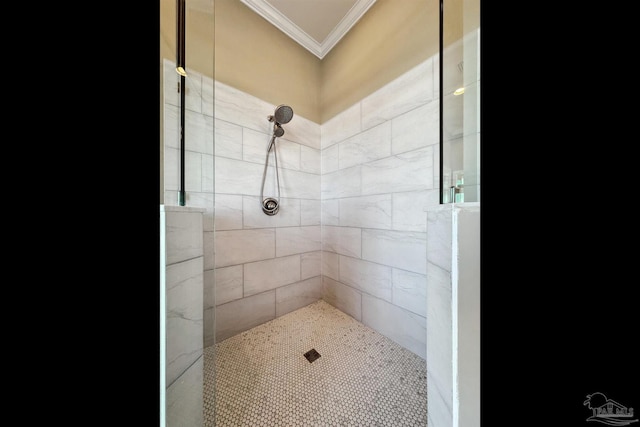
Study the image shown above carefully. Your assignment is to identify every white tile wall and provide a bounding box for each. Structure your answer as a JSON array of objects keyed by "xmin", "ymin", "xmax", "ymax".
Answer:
[
  {"xmin": 212, "ymin": 81, "xmax": 323, "ymax": 343},
  {"xmin": 215, "ymin": 290, "xmax": 276, "ymax": 341},
  {"xmin": 339, "ymin": 195, "xmax": 392, "ymax": 229},
  {"xmin": 322, "ymin": 226, "xmax": 361, "ymax": 257},
  {"xmin": 300, "ymin": 251, "xmax": 321, "ymax": 279},
  {"xmin": 166, "ymin": 255, "xmax": 203, "ymax": 385},
  {"xmin": 339, "ymin": 255, "xmax": 392, "ymax": 302},
  {"xmin": 166, "ymin": 355, "xmax": 203, "ymax": 427},
  {"xmin": 361, "ymin": 229, "xmax": 427, "ymax": 275},
  {"xmin": 361, "ymin": 294, "xmax": 427, "ymax": 359},
  {"xmin": 214, "ymin": 229, "xmax": 275, "ymax": 267},
  {"xmin": 317, "ymin": 58, "xmax": 438, "ymax": 360},
  {"xmin": 214, "ymin": 265, "xmax": 243, "ymax": 305},
  {"xmin": 275, "ymin": 226, "xmax": 321, "ymax": 257},
  {"xmin": 243, "ymin": 255, "xmax": 301, "ymax": 296},
  {"xmin": 322, "ymin": 276, "xmax": 362, "ymax": 321},
  {"xmin": 275, "ymin": 276, "xmax": 323, "ymax": 316},
  {"xmin": 160, "ymin": 204, "xmax": 205, "ymax": 427}
]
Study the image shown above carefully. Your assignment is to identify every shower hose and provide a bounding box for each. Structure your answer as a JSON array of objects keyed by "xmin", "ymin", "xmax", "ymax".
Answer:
[{"xmin": 260, "ymin": 133, "xmax": 281, "ymax": 215}]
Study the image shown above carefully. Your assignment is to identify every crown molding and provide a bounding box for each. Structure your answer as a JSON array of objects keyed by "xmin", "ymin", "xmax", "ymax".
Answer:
[{"xmin": 240, "ymin": 0, "xmax": 377, "ymax": 59}]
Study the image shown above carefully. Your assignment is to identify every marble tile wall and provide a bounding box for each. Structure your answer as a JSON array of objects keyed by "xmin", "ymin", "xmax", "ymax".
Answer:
[
  {"xmin": 160, "ymin": 205, "xmax": 205, "ymax": 427},
  {"xmin": 319, "ymin": 57, "xmax": 441, "ymax": 359},
  {"xmin": 425, "ymin": 203, "xmax": 481, "ymax": 427},
  {"xmin": 213, "ymin": 80, "xmax": 322, "ymax": 342},
  {"xmin": 163, "ymin": 59, "xmax": 217, "ymax": 348}
]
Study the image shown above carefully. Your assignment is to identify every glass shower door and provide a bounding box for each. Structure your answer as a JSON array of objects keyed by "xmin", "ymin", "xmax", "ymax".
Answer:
[{"xmin": 441, "ymin": 0, "xmax": 480, "ymax": 204}]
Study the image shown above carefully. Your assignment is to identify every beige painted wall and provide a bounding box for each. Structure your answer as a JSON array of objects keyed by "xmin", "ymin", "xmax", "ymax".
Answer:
[
  {"xmin": 319, "ymin": 0, "xmax": 438, "ymax": 122},
  {"xmin": 214, "ymin": 0, "xmax": 321, "ymax": 122},
  {"xmin": 213, "ymin": 0, "xmax": 437, "ymax": 124},
  {"xmin": 161, "ymin": 0, "xmax": 439, "ymax": 125},
  {"xmin": 161, "ymin": 0, "xmax": 215, "ymax": 78}
]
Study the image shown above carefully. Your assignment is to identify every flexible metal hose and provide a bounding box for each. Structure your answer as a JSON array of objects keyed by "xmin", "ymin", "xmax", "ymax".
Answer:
[{"xmin": 260, "ymin": 133, "xmax": 281, "ymax": 214}]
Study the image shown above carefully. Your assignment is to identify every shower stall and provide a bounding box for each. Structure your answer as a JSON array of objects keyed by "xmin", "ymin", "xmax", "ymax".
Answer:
[{"xmin": 160, "ymin": 0, "xmax": 479, "ymax": 425}]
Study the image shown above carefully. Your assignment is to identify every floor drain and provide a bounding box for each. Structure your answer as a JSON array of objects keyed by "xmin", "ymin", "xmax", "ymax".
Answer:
[{"xmin": 303, "ymin": 348, "xmax": 321, "ymax": 363}]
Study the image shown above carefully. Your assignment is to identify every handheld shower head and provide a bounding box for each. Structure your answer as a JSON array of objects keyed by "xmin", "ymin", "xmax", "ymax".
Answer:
[{"xmin": 273, "ymin": 124, "xmax": 284, "ymax": 138}]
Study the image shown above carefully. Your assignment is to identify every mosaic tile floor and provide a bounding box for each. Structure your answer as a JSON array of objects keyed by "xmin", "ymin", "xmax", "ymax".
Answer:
[{"xmin": 203, "ymin": 300, "xmax": 427, "ymax": 426}]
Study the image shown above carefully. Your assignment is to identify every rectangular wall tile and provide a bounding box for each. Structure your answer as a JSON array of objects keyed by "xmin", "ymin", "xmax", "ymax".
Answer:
[
  {"xmin": 242, "ymin": 127, "xmax": 272, "ymax": 164},
  {"xmin": 276, "ymin": 276, "xmax": 322, "ymax": 316},
  {"xmin": 321, "ymin": 143, "xmax": 339, "ymax": 174},
  {"xmin": 214, "ymin": 118, "xmax": 243, "ymax": 160},
  {"xmin": 164, "ymin": 104, "xmax": 180, "ymax": 149},
  {"xmin": 186, "ymin": 192, "xmax": 215, "ymax": 232},
  {"xmin": 361, "ymin": 294, "xmax": 426, "ymax": 359},
  {"xmin": 392, "ymin": 268, "xmax": 427, "ymax": 317},
  {"xmin": 215, "ymin": 265, "xmax": 243, "ymax": 306},
  {"xmin": 215, "ymin": 291, "xmax": 276, "ymax": 342},
  {"xmin": 203, "ymin": 307, "xmax": 215, "ymax": 349},
  {"xmin": 301, "ymin": 251, "xmax": 321, "ymax": 280},
  {"xmin": 244, "ymin": 255, "xmax": 301, "ymax": 296},
  {"xmin": 214, "ymin": 81, "xmax": 274, "ymax": 132},
  {"xmin": 274, "ymin": 138, "xmax": 302, "ymax": 171},
  {"xmin": 361, "ymin": 59, "xmax": 434, "ymax": 130},
  {"xmin": 166, "ymin": 257, "xmax": 203, "ymax": 385},
  {"xmin": 322, "ymin": 226, "xmax": 361, "ymax": 258},
  {"xmin": 164, "ymin": 209, "xmax": 204, "ymax": 265},
  {"xmin": 184, "ymin": 68, "xmax": 203, "ymax": 113},
  {"xmin": 204, "ymin": 268, "xmax": 215, "ymax": 310},
  {"xmin": 426, "ymin": 260, "xmax": 453, "ymax": 427},
  {"xmin": 163, "ymin": 58, "xmax": 180, "ymax": 107},
  {"xmin": 214, "ymin": 229, "xmax": 275, "ymax": 267},
  {"xmin": 321, "ymin": 199, "xmax": 340, "ymax": 226},
  {"xmin": 339, "ymin": 195, "xmax": 392, "ymax": 229},
  {"xmin": 214, "ymin": 194, "xmax": 243, "ymax": 231},
  {"xmin": 215, "ymin": 157, "xmax": 264, "ymax": 196},
  {"xmin": 392, "ymin": 191, "xmax": 438, "ymax": 232},
  {"xmin": 164, "ymin": 147, "xmax": 179, "ymax": 192},
  {"xmin": 243, "ymin": 196, "xmax": 301, "ymax": 228},
  {"xmin": 322, "ymin": 251, "xmax": 340, "ymax": 281},
  {"xmin": 321, "ymin": 166, "xmax": 361, "ymax": 199},
  {"xmin": 203, "ymin": 229, "xmax": 215, "ymax": 271},
  {"xmin": 300, "ymin": 199, "xmax": 321, "ymax": 226},
  {"xmin": 202, "ymin": 75, "xmax": 214, "ymax": 117},
  {"xmin": 166, "ymin": 355, "xmax": 203, "ymax": 427},
  {"xmin": 321, "ymin": 102, "xmax": 362, "ymax": 149},
  {"xmin": 283, "ymin": 114, "xmax": 321, "ymax": 150},
  {"xmin": 276, "ymin": 226, "xmax": 321, "ymax": 257},
  {"xmin": 339, "ymin": 255, "xmax": 392, "ymax": 302},
  {"xmin": 362, "ymin": 229, "xmax": 427, "ymax": 274},
  {"xmin": 391, "ymin": 101, "xmax": 439, "ymax": 155},
  {"xmin": 184, "ymin": 151, "xmax": 202, "ymax": 192},
  {"xmin": 186, "ymin": 109, "xmax": 214, "ymax": 155},
  {"xmin": 300, "ymin": 145, "xmax": 321, "ymax": 174},
  {"xmin": 322, "ymin": 276, "xmax": 361, "ymax": 321},
  {"xmin": 427, "ymin": 207, "xmax": 453, "ymax": 272},
  {"xmin": 279, "ymin": 168, "xmax": 320, "ymax": 199},
  {"xmin": 361, "ymin": 147, "xmax": 434, "ymax": 195},
  {"xmin": 202, "ymin": 154, "xmax": 215, "ymax": 194},
  {"xmin": 339, "ymin": 121, "xmax": 391, "ymax": 169}
]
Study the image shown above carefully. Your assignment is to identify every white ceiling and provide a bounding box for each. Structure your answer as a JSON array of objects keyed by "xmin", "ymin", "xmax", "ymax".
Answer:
[{"xmin": 240, "ymin": 0, "xmax": 377, "ymax": 59}]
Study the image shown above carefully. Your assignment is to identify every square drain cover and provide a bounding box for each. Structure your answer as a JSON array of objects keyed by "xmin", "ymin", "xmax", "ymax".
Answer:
[{"xmin": 303, "ymin": 348, "xmax": 321, "ymax": 363}]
